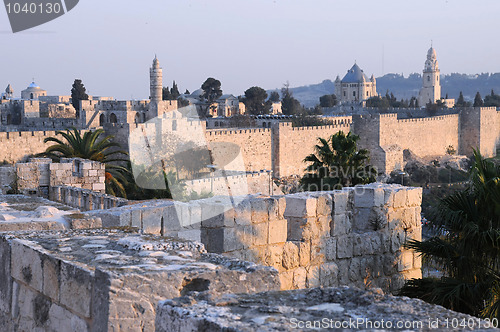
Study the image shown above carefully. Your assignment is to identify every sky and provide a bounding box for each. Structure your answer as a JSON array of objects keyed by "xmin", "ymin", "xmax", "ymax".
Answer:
[{"xmin": 1, "ymin": 0, "xmax": 499, "ymax": 100}]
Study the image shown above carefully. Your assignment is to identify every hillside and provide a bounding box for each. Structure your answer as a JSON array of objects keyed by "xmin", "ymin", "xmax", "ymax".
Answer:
[{"xmin": 277, "ymin": 73, "xmax": 500, "ymax": 107}]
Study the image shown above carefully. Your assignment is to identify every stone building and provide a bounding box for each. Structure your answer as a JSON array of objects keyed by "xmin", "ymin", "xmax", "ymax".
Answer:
[
  {"xmin": 21, "ymin": 81, "xmax": 47, "ymax": 100},
  {"xmin": 335, "ymin": 63, "xmax": 377, "ymax": 105},
  {"xmin": 418, "ymin": 46, "xmax": 441, "ymax": 107},
  {"xmin": 1, "ymin": 84, "xmax": 13, "ymax": 100}
]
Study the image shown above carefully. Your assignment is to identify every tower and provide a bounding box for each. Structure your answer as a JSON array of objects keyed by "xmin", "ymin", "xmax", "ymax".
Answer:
[
  {"xmin": 150, "ymin": 56, "xmax": 163, "ymax": 103},
  {"xmin": 418, "ymin": 46, "xmax": 441, "ymax": 107}
]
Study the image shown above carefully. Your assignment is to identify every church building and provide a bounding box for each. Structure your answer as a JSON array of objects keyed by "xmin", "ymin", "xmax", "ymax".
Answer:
[{"xmin": 335, "ymin": 63, "xmax": 377, "ymax": 105}]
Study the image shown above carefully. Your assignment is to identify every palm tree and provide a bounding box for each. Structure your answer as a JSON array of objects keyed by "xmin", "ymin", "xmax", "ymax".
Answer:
[
  {"xmin": 300, "ymin": 131, "xmax": 376, "ymax": 191},
  {"xmin": 42, "ymin": 128, "xmax": 129, "ymax": 197},
  {"xmin": 400, "ymin": 151, "xmax": 500, "ymax": 319}
]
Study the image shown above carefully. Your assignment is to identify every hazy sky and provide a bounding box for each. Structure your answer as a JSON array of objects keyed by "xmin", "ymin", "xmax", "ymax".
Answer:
[{"xmin": 1, "ymin": 0, "xmax": 499, "ymax": 100}]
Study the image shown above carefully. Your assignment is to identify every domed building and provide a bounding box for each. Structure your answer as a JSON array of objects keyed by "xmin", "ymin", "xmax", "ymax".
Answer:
[
  {"xmin": 334, "ymin": 63, "xmax": 377, "ymax": 105},
  {"xmin": 21, "ymin": 82, "xmax": 47, "ymax": 100}
]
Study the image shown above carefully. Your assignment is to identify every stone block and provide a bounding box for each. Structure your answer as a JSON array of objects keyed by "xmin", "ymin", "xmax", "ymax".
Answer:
[
  {"xmin": 278, "ymin": 271, "xmax": 293, "ymax": 290},
  {"xmin": 11, "ymin": 240, "xmax": 43, "ymax": 292},
  {"xmin": 268, "ymin": 219, "xmax": 287, "ymax": 244},
  {"xmin": 306, "ymin": 266, "xmax": 320, "ymax": 288},
  {"xmin": 271, "ymin": 196, "xmax": 286, "ymax": 220},
  {"xmin": 310, "ymin": 238, "xmax": 325, "ymax": 266},
  {"xmin": 293, "ymin": 267, "xmax": 307, "ymax": 289},
  {"xmin": 383, "ymin": 254, "xmax": 397, "ymax": 276},
  {"xmin": 315, "ymin": 194, "xmax": 332, "ymax": 216},
  {"xmin": 47, "ymin": 303, "xmax": 89, "ymax": 331},
  {"xmin": 201, "ymin": 203, "xmax": 235, "ymax": 228},
  {"xmin": 201, "ymin": 228, "xmax": 224, "ymax": 253},
  {"xmin": 353, "ymin": 208, "xmax": 375, "ymax": 232},
  {"xmin": 282, "ymin": 242, "xmax": 299, "ymax": 270},
  {"xmin": 60, "ymin": 262, "xmax": 93, "ymax": 318},
  {"xmin": 267, "ymin": 197, "xmax": 282, "ymax": 221},
  {"xmin": 354, "ymin": 187, "xmax": 384, "ymax": 208},
  {"xmin": 188, "ymin": 202, "xmax": 202, "ymax": 228},
  {"xmin": 177, "ymin": 229, "xmax": 201, "ymax": 243},
  {"xmin": 332, "ymin": 191, "xmax": 349, "ymax": 215},
  {"xmin": 319, "ymin": 262, "xmax": 338, "ymax": 287},
  {"xmin": 298, "ymin": 241, "xmax": 311, "ymax": 267},
  {"xmin": 391, "ymin": 230, "xmax": 406, "ymax": 253},
  {"xmin": 284, "ymin": 195, "xmax": 316, "ymax": 218},
  {"xmin": 317, "ymin": 216, "xmax": 331, "ymax": 237},
  {"xmin": 234, "ymin": 199, "xmax": 251, "ymax": 226},
  {"xmin": 250, "ymin": 198, "xmax": 269, "ymax": 223},
  {"xmin": 413, "ymin": 251, "xmax": 422, "ymax": 269},
  {"xmin": 336, "ymin": 259, "xmax": 350, "ymax": 285},
  {"xmin": 264, "ymin": 245, "xmax": 283, "ymax": 271},
  {"xmin": 141, "ymin": 207, "xmax": 163, "ymax": 235},
  {"xmin": 393, "ymin": 189, "xmax": 407, "ymax": 208},
  {"xmin": 252, "ymin": 222, "xmax": 269, "ymax": 246},
  {"xmin": 42, "ymin": 255, "xmax": 60, "ymax": 301},
  {"xmin": 222, "ymin": 227, "xmax": 246, "ymax": 252},
  {"xmin": 406, "ymin": 187, "xmax": 423, "ymax": 207},
  {"xmin": 0, "ymin": 237, "xmax": 11, "ymax": 314},
  {"xmin": 336, "ymin": 235, "xmax": 353, "ymax": 259},
  {"xmin": 398, "ymin": 251, "xmax": 414, "ymax": 272},
  {"xmin": 331, "ymin": 214, "xmax": 351, "ymax": 237},
  {"xmin": 402, "ymin": 269, "xmax": 422, "ymax": 280},
  {"xmin": 325, "ymin": 237, "xmax": 337, "ymax": 261},
  {"xmin": 349, "ymin": 257, "xmax": 362, "ymax": 282},
  {"xmin": 287, "ymin": 217, "xmax": 319, "ymax": 241}
]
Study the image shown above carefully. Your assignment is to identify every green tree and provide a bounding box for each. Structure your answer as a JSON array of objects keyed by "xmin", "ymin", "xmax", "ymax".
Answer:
[
  {"xmin": 268, "ymin": 91, "xmax": 280, "ymax": 102},
  {"xmin": 184, "ymin": 89, "xmax": 190, "ymax": 95},
  {"xmin": 456, "ymin": 91, "xmax": 466, "ymax": 107},
  {"xmin": 242, "ymin": 86, "xmax": 270, "ymax": 115},
  {"xmin": 474, "ymin": 92, "xmax": 484, "ymax": 107},
  {"xmin": 300, "ymin": 131, "xmax": 377, "ymax": 191},
  {"xmin": 71, "ymin": 79, "xmax": 89, "ymax": 113},
  {"xmin": 281, "ymin": 82, "xmax": 302, "ymax": 115},
  {"xmin": 170, "ymin": 81, "xmax": 180, "ymax": 100},
  {"xmin": 162, "ymin": 86, "xmax": 172, "ymax": 100},
  {"xmin": 319, "ymin": 94, "xmax": 337, "ymax": 107},
  {"xmin": 400, "ymin": 151, "xmax": 500, "ymax": 319},
  {"xmin": 484, "ymin": 90, "xmax": 500, "ymax": 107},
  {"xmin": 200, "ymin": 78, "xmax": 222, "ymax": 117},
  {"xmin": 42, "ymin": 128, "xmax": 129, "ymax": 197},
  {"xmin": 366, "ymin": 96, "xmax": 390, "ymax": 109}
]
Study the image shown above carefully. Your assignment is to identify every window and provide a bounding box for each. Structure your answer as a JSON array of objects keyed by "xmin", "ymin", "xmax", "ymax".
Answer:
[
  {"xmin": 427, "ymin": 76, "xmax": 430, "ymax": 82},
  {"xmin": 366, "ymin": 92, "xmax": 369, "ymax": 96},
  {"xmin": 353, "ymin": 91, "xmax": 356, "ymax": 97},
  {"xmin": 343, "ymin": 91, "xmax": 346, "ymax": 97},
  {"xmin": 99, "ymin": 114, "xmax": 105, "ymax": 126}
]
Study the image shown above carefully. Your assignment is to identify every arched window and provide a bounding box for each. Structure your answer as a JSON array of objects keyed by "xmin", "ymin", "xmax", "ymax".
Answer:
[
  {"xmin": 99, "ymin": 114, "xmax": 105, "ymax": 126},
  {"xmin": 30, "ymin": 93, "xmax": 34, "ymax": 99},
  {"xmin": 109, "ymin": 113, "xmax": 118, "ymax": 123},
  {"xmin": 134, "ymin": 113, "xmax": 140, "ymax": 124},
  {"xmin": 427, "ymin": 76, "xmax": 430, "ymax": 82}
]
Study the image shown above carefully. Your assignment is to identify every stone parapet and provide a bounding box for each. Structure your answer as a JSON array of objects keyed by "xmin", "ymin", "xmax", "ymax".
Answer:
[{"xmin": 0, "ymin": 229, "xmax": 279, "ymax": 332}]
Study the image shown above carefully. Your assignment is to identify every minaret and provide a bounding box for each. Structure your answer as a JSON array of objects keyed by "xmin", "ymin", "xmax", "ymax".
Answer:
[
  {"xmin": 418, "ymin": 46, "xmax": 441, "ymax": 107},
  {"xmin": 149, "ymin": 56, "xmax": 163, "ymax": 103},
  {"xmin": 4, "ymin": 84, "xmax": 13, "ymax": 99}
]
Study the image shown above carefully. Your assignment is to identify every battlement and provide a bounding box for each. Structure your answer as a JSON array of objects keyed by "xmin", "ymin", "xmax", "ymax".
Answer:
[
  {"xmin": 0, "ymin": 130, "xmax": 59, "ymax": 140},
  {"xmin": 396, "ymin": 113, "xmax": 459, "ymax": 123},
  {"xmin": 206, "ymin": 128, "xmax": 271, "ymax": 136}
]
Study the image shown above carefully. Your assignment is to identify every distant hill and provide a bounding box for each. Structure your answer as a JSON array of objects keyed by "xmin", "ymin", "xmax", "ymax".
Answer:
[{"xmin": 275, "ymin": 73, "xmax": 500, "ymax": 108}]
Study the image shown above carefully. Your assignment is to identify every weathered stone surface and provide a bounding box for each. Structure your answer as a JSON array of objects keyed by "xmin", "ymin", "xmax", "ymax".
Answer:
[
  {"xmin": 157, "ymin": 286, "xmax": 496, "ymax": 332},
  {"xmin": 336, "ymin": 235, "xmax": 353, "ymax": 259},
  {"xmin": 268, "ymin": 219, "xmax": 287, "ymax": 244},
  {"xmin": 284, "ymin": 194, "xmax": 316, "ymax": 218},
  {"xmin": 282, "ymin": 242, "xmax": 299, "ymax": 270}
]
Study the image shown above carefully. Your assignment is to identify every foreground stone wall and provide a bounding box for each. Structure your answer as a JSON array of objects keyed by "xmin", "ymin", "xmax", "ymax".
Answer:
[
  {"xmin": 0, "ymin": 229, "xmax": 279, "ymax": 332},
  {"xmin": 0, "ymin": 131, "xmax": 56, "ymax": 164},
  {"xmin": 200, "ymin": 184, "xmax": 422, "ymax": 293},
  {"xmin": 86, "ymin": 184, "xmax": 422, "ymax": 294}
]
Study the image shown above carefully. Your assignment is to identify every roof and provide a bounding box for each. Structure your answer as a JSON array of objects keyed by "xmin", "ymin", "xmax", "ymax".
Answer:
[
  {"xmin": 341, "ymin": 63, "xmax": 369, "ymax": 83},
  {"xmin": 217, "ymin": 94, "xmax": 237, "ymax": 100}
]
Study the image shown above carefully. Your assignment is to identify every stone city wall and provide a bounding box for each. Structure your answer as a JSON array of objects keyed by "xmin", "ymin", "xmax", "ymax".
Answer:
[
  {"xmin": 273, "ymin": 121, "xmax": 352, "ymax": 177},
  {"xmin": 206, "ymin": 128, "xmax": 273, "ymax": 175},
  {"xmin": 460, "ymin": 107, "xmax": 500, "ymax": 157},
  {"xmin": 0, "ymin": 131, "xmax": 58, "ymax": 164}
]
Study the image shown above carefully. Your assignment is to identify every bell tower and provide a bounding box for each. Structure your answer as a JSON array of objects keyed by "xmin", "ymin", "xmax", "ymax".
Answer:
[
  {"xmin": 418, "ymin": 46, "xmax": 441, "ymax": 107},
  {"xmin": 149, "ymin": 56, "xmax": 163, "ymax": 103}
]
